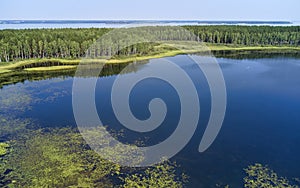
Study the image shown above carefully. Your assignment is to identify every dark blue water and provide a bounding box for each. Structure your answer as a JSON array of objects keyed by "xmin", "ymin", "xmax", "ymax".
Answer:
[{"xmin": 1, "ymin": 54, "xmax": 300, "ymax": 187}]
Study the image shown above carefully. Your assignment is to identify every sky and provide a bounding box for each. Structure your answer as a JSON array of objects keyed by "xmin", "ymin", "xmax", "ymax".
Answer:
[{"xmin": 1, "ymin": 0, "xmax": 300, "ymax": 21}]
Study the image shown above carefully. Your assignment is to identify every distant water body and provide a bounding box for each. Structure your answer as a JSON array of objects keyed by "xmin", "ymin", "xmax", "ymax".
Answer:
[{"xmin": 0, "ymin": 20, "xmax": 299, "ymax": 30}]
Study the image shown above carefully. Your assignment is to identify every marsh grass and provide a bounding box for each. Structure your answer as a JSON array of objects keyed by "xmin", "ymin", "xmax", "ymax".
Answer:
[{"xmin": 24, "ymin": 65, "xmax": 77, "ymax": 71}]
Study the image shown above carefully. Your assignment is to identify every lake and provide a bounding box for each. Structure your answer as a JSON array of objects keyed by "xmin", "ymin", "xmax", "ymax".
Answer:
[
  {"xmin": 1, "ymin": 53, "xmax": 300, "ymax": 187},
  {"xmin": 1, "ymin": 20, "xmax": 299, "ymax": 30}
]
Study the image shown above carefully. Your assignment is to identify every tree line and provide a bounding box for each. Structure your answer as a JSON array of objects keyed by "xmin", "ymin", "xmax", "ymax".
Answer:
[
  {"xmin": 183, "ymin": 25, "xmax": 300, "ymax": 45},
  {"xmin": 0, "ymin": 26, "xmax": 299, "ymax": 62}
]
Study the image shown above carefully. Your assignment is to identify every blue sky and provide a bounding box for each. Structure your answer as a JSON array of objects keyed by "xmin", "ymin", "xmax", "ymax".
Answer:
[{"xmin": 1, "ymin": 0, "xmax": 300, "ymax": 21}]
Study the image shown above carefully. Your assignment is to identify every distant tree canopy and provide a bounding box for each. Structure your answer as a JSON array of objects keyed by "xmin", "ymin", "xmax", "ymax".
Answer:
[
  {"xmin": 0, "ymin": 28, "xmax": 111, "ymax": 62},
  {"xmin": 0, "ymin": 26, "xmax": 299, "ymax": 62},
  {"xmin": 183, "ymin": 25, "xmax": 300, "ymax": 46}
]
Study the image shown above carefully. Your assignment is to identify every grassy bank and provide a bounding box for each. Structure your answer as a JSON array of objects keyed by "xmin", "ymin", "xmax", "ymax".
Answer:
[
  {"xmin": 0, "ymin": 70, "xmax": 11, "ymax": 74},
  {"xmin": 1, "ymin": 42, "xmax": 300, "ymax": 74},
  {"xmin": 207, "ymin": 44, "xmax": 300, "ymax": 52},
  {"xmin": 24, "ymin": 65, "xmax": 77, "ymax": 72}
]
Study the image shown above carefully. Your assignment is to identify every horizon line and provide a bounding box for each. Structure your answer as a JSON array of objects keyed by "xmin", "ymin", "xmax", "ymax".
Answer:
[{"xmin": 0, "ymin": 19, "xmax": 294, "ymax": 22}]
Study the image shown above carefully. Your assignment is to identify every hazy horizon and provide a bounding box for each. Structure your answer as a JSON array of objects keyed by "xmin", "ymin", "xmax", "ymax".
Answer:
[
  {"xmin": 0, "ymin": 19, "xmax": 297, "ymax": 20},
  {"xmin": 1, "ymin": 0, "xmax": 300, "ymax": 21}
]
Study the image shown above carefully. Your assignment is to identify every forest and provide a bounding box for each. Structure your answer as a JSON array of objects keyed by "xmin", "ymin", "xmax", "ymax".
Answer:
[{"xmin": 0, "ymin": 26, "xmax": 299, "ymax": 62}]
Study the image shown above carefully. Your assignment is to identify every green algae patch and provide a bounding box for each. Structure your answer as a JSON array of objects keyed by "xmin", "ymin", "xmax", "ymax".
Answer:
[
  {"xmin": 6, "ymin": 128, "xmax": 120, "ymax": 187},
  {"xmin": 0, "ymin": 86, "xmax": 32, "ymax": 113},
  {"xmin": 0, "ymin": 142, "xmax": 11, "ymax": 187},
  {"xmin": 2, "ymin": 127, "xmax": 188, "ymax": 187},
  {"xmin": 0, "ymin": 116, "xmax": 32, "ymax": 140},
  {"xmin": 0, "ymin": 143, "xmax": 9, "ymax": 157},
  {"xmin": 122, "ymin": 161, "xmax": 188, "ymax": 188},
  {"xmin": 244, "ymin": 163, "xmax": 297, "ymax": 188},
  {"xmin": 80, "ymin": 126, "xmax": 145, "ymax": 167}
]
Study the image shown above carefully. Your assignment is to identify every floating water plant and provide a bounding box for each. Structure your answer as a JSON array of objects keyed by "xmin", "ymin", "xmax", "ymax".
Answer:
[
  {"xmin": 0, "ymin": 86, "xmax": 32, "ymax": 112},
  {"xmin": 0, "ymin": 142, "xmax": 9, "ymax": 157},
  {"xmin": 2, "ymin": 127, "xmax": 187, "ymax": 187},
  {"xmin": 122, "ymin": 161, "xmax": 188, "ymax": 188},
  {"xmin": 244, "ymin": 163, "xmax": 297, "ymax": 188},
  {"xmin": 0, "ymin": 115, "xmax": 32, "ymax": 140}
]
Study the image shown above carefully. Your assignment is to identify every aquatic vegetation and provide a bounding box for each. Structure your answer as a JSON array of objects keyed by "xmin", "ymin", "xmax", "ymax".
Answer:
[
  {"xmin": 122, "ymin": 161, "xmax": 188, "ymax": 188},
  {"xmin": 80, "ymin": 126, "xmax": 145, "ymax": 167},
  {"xmin": 6, "ymin": 128, "xmax": 120, "ymax": 187},
  {"xmin": 0, "ymin": 127, "xmax": 187, "ymax": 187},
  {"xmin": 0, "ymin": 142, "xmax": 11, "ymax": 187},
  {"xmin": 0, "ymin": 142, "xmax": 9, "ymax": 157},
  {"xmin": 0, "ymin": 78, "xmax": 72, "ymax": 113},
  {"xmin": 0, "ymin": 70, "xmax": 75, "ymax": 88},
  {"xmin": 244, "ymin": 163, "xmax": 297, "ymax": 188},
  {"xmin": 0, "ymin": 115, "xmax": 32, "ymax": 140},
  {"xmin": 0, "ymin": 86, "xmax": 32, "ymax": 112},
  {"xmin": 28, "ymin": 80, "xmax": 72, "ymax": 103}
]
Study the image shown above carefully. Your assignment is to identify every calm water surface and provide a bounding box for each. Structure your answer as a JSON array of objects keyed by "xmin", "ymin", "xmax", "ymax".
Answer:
[
  {"xmin": 0, "ymin": 20, "xmax": 299, "ymax": 30},
  {"xmin": 1, "ymin": 54, "xmax": 300, "ymax": 187}
]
